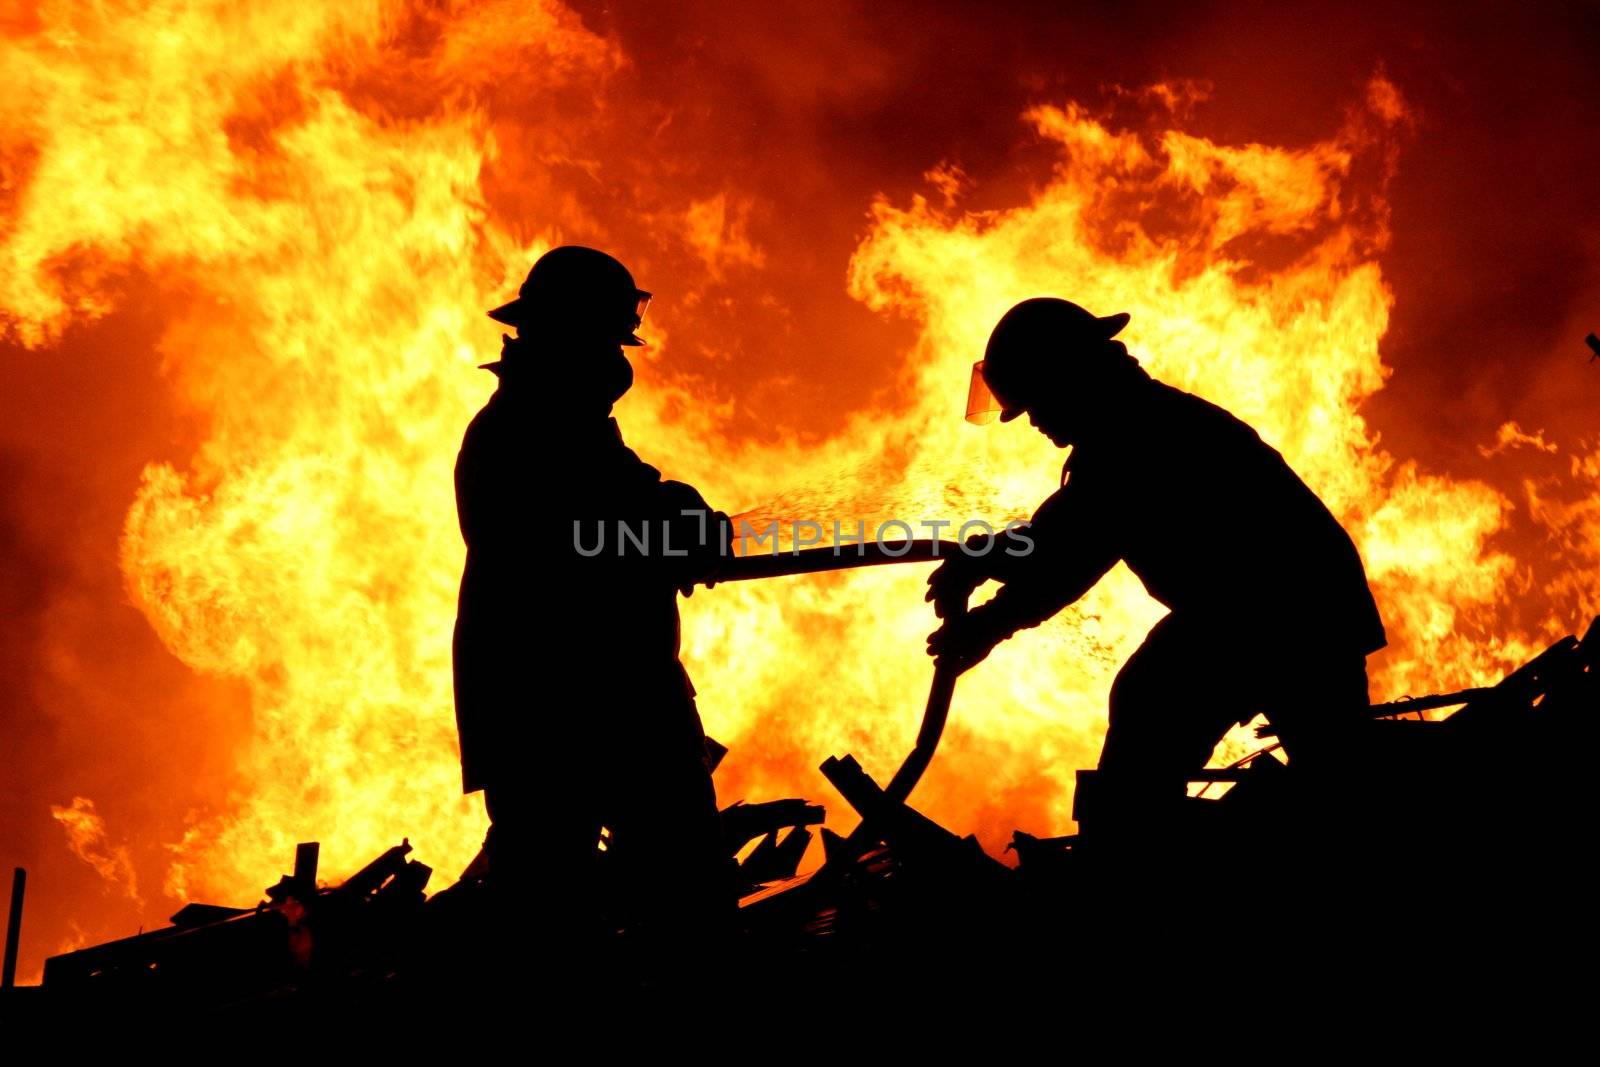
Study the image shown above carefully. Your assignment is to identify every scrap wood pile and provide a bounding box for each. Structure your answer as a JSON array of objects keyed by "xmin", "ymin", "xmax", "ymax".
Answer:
[{"xmin": 24, "ymin": 616, "xmax": 1599, "ymax": 1013}]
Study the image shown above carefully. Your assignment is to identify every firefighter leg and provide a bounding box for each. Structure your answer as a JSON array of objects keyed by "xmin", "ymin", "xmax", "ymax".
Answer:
[
  {"xmin": 1261, "ymin": 656, "xmax": 1370, "ymax": 775},
  {"xmin": 605, "ymin": 690, "xmax": 735, "ymax": 977},
  {"xmin": 484, "ymin": 778, "xmax": 606, "ymax": 982},
  {"xmin": 1091, "ymin": 615, "xmax": 1245, "ymax": 840},
  {"xmin": 1253, "ymin": 657, "xmax": 1374, "ymax": 947}
]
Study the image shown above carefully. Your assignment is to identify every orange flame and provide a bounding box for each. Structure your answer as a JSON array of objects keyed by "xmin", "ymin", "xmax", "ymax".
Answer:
[
  {"xmin": 49, "ymin": 798, "xmax": 140, "ymax": 903},
  {"xmin": 2, "ymin": 5, "xmax": 1592, "ymax": 917}
]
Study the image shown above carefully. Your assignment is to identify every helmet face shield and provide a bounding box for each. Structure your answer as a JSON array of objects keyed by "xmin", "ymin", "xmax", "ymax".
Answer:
[
  {"xmin": 624, "ymin": 289, "xmax": 652, "ymax": 346},
  {"xmin": 965, "ymin": 360, "xmax": 1001, "ymax": 424}
]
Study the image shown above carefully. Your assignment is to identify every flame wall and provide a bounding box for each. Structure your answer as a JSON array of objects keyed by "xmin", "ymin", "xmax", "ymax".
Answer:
[{"xmin": 3, "ymin": 1, "xmax": 1598, "ymax": 982}]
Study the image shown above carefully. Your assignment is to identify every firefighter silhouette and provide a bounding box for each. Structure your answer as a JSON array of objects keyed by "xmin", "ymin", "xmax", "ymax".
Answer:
[
  {"xmin": 453, "ymin": 246, "xmax": 732, "ymax": 956},
  {"xmin": 927, "ymin": 298, "xmax": 1386, "ymax": 833}
]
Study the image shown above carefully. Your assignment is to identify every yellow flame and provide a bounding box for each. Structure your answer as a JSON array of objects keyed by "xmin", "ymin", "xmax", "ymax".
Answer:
[
  {"xmin": 4, "ymin": 0, "xmax": 610, "ymax": 900},
  {"xmin": 688, "ymin": 77, "xmax": 1537, "ymax": 845},
  {"xmin": 2, "ymin": 4, "xmax": 1588, "ymax": 913},
  {"xmin": 49, "ymin": 797, "xmax": 140, "ymax": 902}
]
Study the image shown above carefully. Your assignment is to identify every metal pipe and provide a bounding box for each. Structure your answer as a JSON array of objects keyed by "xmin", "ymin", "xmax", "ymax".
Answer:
[
  {"xmin": 1371, "ymin": 688, "xmax": 1493, "ymax": 717},
  {"xmin": 3, "ymin": 867, "xmax": 24, "ymax": 989}
]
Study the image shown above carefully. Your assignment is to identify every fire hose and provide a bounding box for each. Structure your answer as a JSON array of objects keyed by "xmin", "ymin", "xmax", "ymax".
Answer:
[{"xmin": 707, "ymin": 539, "xmax": 963, "ymax": 804}]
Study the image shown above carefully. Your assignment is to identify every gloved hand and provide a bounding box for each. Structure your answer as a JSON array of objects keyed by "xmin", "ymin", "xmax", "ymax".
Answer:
[
  {"xmin": 924, "ymin": 552, "xmax": 988, "ymax": 619},
  {"xmin": 679, "ymin": 509, "xmax": 731, "ymax": 596},
  {"xmin": 925, "ymin": 605, "xmax": 1010, "ymax": 671},
  {"xmin": 656, "ymin": 482, "xmax": 730, "ymax": 596}
]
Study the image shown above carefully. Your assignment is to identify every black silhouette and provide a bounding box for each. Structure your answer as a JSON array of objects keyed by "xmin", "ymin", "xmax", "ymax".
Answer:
[
  {"xmin": 928, "ymin": 298, "xmax": 1387, "ymax": 835},
  {"xmin": 25, "ymin": 291, "xmax": 1600, "ymax": 1027},
  {"xmin": 30, "ymin": 612, "xmax": 1600, "ymax": 1025},
  {"xmin": 452, "ymin": 246, "xmax": 732, "ymax": 964}
]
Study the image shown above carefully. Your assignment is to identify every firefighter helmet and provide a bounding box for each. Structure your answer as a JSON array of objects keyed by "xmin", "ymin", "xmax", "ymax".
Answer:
[
  {"xmin": 966, "ymin": 298, "xmax": 1130, "ymax": 424},
  {"xmin": 488, "ymin": 246, "xmax": 652, "ymax": 346}
]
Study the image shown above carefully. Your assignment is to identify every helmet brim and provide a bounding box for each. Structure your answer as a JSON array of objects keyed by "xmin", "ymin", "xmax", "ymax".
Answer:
[
  {"xmin": 487, "ymin": 299, "xmax": 525, "ymax": 326},
  {"xmin": 1097, "ymin": 311, "xmax": 1131, "ymax": 338},
  {"xmin": 981, "ymin": 309, "xmax": 1131, "ymax": 424},
  {"xmin": 487, "ymin": 300, "xmax": 647, "ymax": 345}
]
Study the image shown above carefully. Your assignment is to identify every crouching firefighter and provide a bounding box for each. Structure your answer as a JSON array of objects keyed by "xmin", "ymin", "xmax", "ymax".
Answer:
[
  {"xmin": 452, "ymin": 246, "xmax": 734, "ymax": 967},
  {"xmin": 925, "ymin": 298, "xmax": 1387, "ymax": 845}
]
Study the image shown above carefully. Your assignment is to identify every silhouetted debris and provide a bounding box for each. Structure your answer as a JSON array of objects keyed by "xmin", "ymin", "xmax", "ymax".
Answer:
[
  {"xmin": 721, "ymin": 799, "xmax": 825, "ymax": 855},
  {"xmin": 21, "ymin": 616, "xmax": 1600, "ymax": 1021},
  {"xmin": 170, "ymin": 903, "xmax": 251, "ymax": 928},
  {"xmin": 724, "ymin": 799, "xmax": 824, "ymax": 893},
  {"xmin": 736, "ymin": 828, "xmax": 813, "ymax": 889},
  {"xmin": 1586, "ymin": 331, "xmax": 1599, "ymax": 361},
  {"xmin": 41, "ymin": 839, "xmax": 429, "ymax": 1006},
  {"xmin": 704, "ymin": 735, "xmax": 729, "ymax": 772},
  {"xmin": 1007, "ymin": 829, "xmax": 1075, "ymax": 871},
  {"xmin": 819, "ymin": 754, "xmax": 1005, "ymax": 879},
  {"xmin": 264, "ymin": 849, "xmax": 315, "ymax": 906},
  {"xmin": 3, "ymin": 868, "xmax": 23, "ymax": 991}
]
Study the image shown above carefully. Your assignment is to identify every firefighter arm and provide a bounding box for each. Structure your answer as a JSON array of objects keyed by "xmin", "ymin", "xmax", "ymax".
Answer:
[
  {"xmin": 654, "ymin": 479, "xmax": 731, "ymax": 593},
  {"xmin": 924, "ymin": 523, "xmax": 1038, "ymax": 617},
  {"xmin": 977, "ymin": 484, "xmax": 1119, "ymax": 638},
  {"xmin": 453, "ymin": 421, "xmax": 517, "ymax": 553},
  {"xmin": 926, "ymin": 479, "xmax": 1118, "ymax": 666}
]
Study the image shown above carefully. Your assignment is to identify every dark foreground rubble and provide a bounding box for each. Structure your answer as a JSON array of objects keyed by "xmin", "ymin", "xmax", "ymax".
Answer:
[{"xmin": 5, "ymin": 616, "xmax": 1597, "ymax": 1031}]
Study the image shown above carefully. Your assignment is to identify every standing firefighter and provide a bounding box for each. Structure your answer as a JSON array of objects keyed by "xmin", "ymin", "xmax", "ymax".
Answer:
[
  {"xmin": 453, "ymin": 246, "xmax": 731, "ymax": 961},
  {"xmin": 926, "ymin": 298, "xmax": 1386, "ymax": 836}
]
